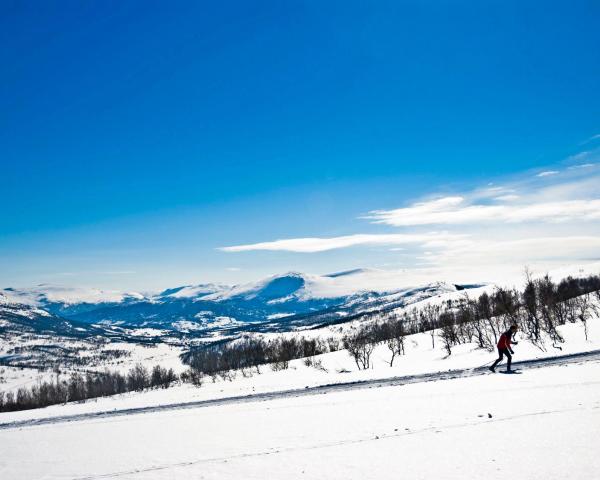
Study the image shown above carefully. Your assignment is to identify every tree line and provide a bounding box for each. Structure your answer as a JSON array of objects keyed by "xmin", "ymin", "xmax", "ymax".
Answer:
[
  {"xmin": 341, "ymin": 273, "xmax": 600, "ymax": 369},
  {"xmin": 185, "ymin": 335, "xmax": 340, "ymax": 380},
  {"xmin": 0, "ymin": 364, "xmax": 178, "ymax": 413}
]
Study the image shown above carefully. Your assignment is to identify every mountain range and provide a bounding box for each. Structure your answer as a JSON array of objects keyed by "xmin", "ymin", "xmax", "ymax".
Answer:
[{"xmin": 1, "ymin": 269, "xmax": 480, "ymax": 343}]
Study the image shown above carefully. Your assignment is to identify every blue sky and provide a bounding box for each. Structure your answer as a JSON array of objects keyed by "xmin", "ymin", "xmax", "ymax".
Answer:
[{"xmin": 1, "ymin": 1, "xmax": 599, "ymax": 291}]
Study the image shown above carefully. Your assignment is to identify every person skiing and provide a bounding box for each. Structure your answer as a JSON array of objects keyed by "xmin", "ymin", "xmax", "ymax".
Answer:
[{"xmin": 489, "ymin": 324, "xmax": 519, "ymax": 373}]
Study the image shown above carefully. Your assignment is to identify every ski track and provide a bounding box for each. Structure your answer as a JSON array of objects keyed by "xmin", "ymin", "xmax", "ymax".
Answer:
[
  {"xmin": 1, "ymin": 349, "xmax": 599, "ymax": 431},
  {"xmin": 70, "ymin": 405, "xmax": 594, "ymax": 480}
]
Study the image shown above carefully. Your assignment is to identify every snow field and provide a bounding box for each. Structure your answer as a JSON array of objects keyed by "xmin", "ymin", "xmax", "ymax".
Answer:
[
  {"xmin": 1, "ymin": 359, "xmax": 599, "ymax": 479},
  {"xmin": 0, "ymin": 342, "xmax": 186, "ymax": 394}
]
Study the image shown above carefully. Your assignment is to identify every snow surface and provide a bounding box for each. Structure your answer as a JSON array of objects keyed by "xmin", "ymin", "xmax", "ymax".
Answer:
[{"xmin": 1, "ymin": 356, "xmax": 599, "ymax": 479}]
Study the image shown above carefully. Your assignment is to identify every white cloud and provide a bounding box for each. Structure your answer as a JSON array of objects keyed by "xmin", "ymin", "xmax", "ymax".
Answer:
[
  {"xmin": 494, "ymin": 194, "xmax": 520, "ymax": 201},
  {"xmin": 367, "ymin": 197, "xmax": 600, "ymax": 226},
  {"xmin": 220, "ymin": 232, "xmax": 467, "ymax": 253},
  {"xmin": 568, "ymin": 163, "xmax": 595, "ymax": 170},
  {"xmin": 366, "ymin": 197, "xmax": 505, "ymax": 226},
  {"xmin": 407, "ymin": 235, "xmax": 600, "ymax": 285},
  {"xmin": 423, "ymin": 236, "xmax": 600, "ymax": 263},
  {"xmin": 221, "ymin": 160, "xmax": 600, "ymax": 285},
  {"xmin": 536, "ymin": 170, "xmax": 559, "ymax": 177}
]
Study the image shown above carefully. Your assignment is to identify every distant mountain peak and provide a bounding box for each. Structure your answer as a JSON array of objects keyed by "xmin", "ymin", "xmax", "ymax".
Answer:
[{"xmin": 270, "ymin": 271, "xmax": 309, "ymax": 280}]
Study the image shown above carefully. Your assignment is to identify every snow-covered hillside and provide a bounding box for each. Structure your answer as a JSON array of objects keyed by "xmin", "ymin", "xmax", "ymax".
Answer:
[
  {"xmin": 1, "ymin": 318, "xmax": 599, "ymax": 479},
  {"xmin": 3, "ymin": 305, "xmax": 599, "ymax": 423},
  {"xmin": 0, "ymin": 294, "xmax": 187, "ymax": 392}
]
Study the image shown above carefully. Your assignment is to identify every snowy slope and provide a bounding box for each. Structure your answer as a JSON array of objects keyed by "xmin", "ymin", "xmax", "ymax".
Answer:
[
  {"xmin": 0, "ymin": 293, "xmax": 188, "ymax": 383},
  {"xmin": 1, "ymin": 351, "xmax": 598, "ymax": 479}
]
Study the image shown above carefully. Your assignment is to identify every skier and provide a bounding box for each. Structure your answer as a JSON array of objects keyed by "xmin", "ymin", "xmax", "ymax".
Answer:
[{"xmin": 489, "ymin": 324, "xmax": 519, "ymax": 373}]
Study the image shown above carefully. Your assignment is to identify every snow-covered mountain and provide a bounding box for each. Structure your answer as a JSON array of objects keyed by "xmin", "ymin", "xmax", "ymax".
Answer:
[
  {"xmin": 1, "ymin": 285, "xmax": 146, "ymax": 317},
  {"xmin": 1, "ymin": 270, "xmax": 479, "ymax": 341}
]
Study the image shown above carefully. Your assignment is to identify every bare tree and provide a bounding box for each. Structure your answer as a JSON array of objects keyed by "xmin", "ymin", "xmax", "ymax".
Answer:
[
  {"xmin": 438, "ymin": 310, "xmax": 457, "ymax": 356},
  {"xmin": 127, "ymin": 363, "xmax": 150, "ymax": 391},
  {"xmin": 536, "ymin": 275, "xmax": 564, "ymax": 346},
  {"xmin": 422, "ymin": 304, "xmax": 440, "ymax": 349},
  {"xmin": 385, "ymin": 320, "xmax": 406, "ymax": 367},
  {"xmin": 522, "ymin": 269, "xmax": 541, "ymax": 343},
  {"xmin": 343, "ymin": 328, "xmax": 375, "ymax": 370},
  {"xmin": 575, "ymin": 293, "xmax": 594, "ymax": 341},
  {"xmin": 476, "ymin": 292, "xmax": 497, "ymax": 347}
]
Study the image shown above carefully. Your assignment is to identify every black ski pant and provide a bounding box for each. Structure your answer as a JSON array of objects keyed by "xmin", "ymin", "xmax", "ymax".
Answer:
[{"xmin": 492, "ymin": 347, "xmax": 512, "ymax": 371}]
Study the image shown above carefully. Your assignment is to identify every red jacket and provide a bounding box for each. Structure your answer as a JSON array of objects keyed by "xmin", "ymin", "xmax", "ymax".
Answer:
[{"xmin": 497, "ymin": 331, "xmax": 513, "ymax": 350}]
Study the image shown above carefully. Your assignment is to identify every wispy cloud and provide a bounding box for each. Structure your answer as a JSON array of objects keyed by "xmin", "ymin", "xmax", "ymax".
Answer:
[
  {"xmin": 580, "ymin": 133, "xmax": 600, "ymax": 145},
  {"xmin": 220, "ymin": 156, "xmax": 600, "ymax": 283},
  {"xmin": 567, "ymin": 151, "xmax": 591, "ymax": 163},
  {"xmin": 220, "ymin": 232, "xmax": 467, "ymax": 253},
  {"xmin": 418, "ymin": 236, "xmax": 600, "ymax": 265},
  {"xmin": 565, "ymin": 148, "xmax": 599, "ymax": 168},
  {"xmin": 494, "ymin": 194, "xmax": 520, "ymax": 201},
  {"xmin": 568, "ymin": 163, "xmax": 595, "ymax": 170},
  {"xmin": 368, "ymin": 160, "xmax": 600, "ymax": 227},
  {"xmin": 367, "ymin": 198, "xmax": 600, "ymax": 226},
  {"xmin": 536, "ymin": 170, "xmax": 559, "ymax": 177}
]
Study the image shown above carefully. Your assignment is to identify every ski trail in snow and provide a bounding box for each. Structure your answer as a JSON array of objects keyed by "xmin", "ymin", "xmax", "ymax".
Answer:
[
  {"xmin": 70, "ymin": 404, "xmax": 596, "ymax": 480},
  {"xmin": 1, "ymin": 348, "xmax": 599, "ymax": 431}
]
